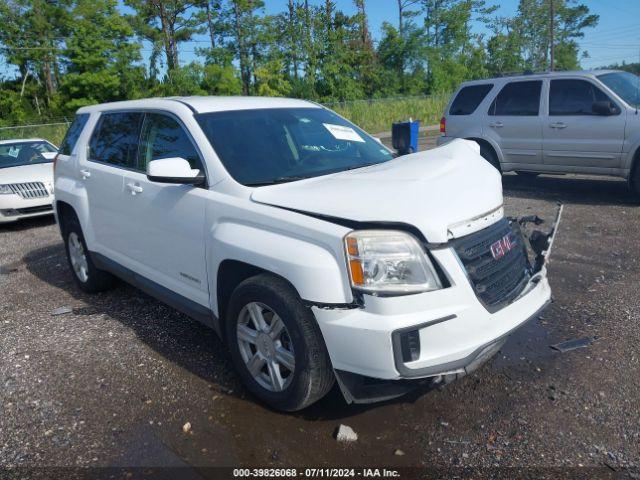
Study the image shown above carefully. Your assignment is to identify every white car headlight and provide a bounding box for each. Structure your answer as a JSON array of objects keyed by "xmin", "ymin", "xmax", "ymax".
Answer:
[
  {"xmin": 344, "ymin": 230, "xmax": 443, "ymax": 294},
  {"xmin": 0, "ymin": 185, "xmax": 13, "ymax": 195}
]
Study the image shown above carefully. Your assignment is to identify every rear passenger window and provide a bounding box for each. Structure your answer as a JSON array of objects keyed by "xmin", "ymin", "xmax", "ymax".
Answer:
[
  {"xmin": 449, "ymin": 84, "xmax": 493, "ymax": 115},
  {"xmin": 89, "ymin": 112, "xmax": 144, "ymax": 168},
  {"xmin": 489, "ymin": 81, "xmax": 542, "ymax": 116},
  {"xmin": 138, "ymin": 113, "xmax": 201, "ymax": 171},
  {"xmin": 59, "ymin": 114, "xmax": 89, "ymax": 155},
  {"xmin": 549, "ymin": 79, "xmax": 614, "ymax": 116}
]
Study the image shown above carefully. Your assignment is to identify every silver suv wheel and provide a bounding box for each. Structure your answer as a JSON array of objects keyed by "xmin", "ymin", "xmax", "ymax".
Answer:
[
  {"xmin": 68, "ymin": 232, "xmax": 89, "ymax": 283},
  {"xmin": 236, "ymin": 301, "xmax": 296, "ymax": 392}
]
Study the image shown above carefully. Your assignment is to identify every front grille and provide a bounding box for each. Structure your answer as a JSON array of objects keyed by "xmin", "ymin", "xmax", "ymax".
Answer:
[
  {"xmin": 8, "ymin": 182, "xmax": 49, "ymax": 199},
  {"xmin": 452, "ymin": 218, "xmax": 530, "ymax": 311}
]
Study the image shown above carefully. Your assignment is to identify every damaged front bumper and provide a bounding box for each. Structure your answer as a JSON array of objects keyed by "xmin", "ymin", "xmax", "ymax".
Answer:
[{"xmin": 314, "ymin": 205, "xmax": 563, "ymax": 404}]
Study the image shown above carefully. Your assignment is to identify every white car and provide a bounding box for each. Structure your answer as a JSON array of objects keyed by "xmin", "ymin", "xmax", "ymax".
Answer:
[
  {"xmin": 54, "ymin": 97, "xmax": 554, "ymax": 411},
  {"xmin": 0, "ymin": 138, "xmax": 57, "ymax": 223}
]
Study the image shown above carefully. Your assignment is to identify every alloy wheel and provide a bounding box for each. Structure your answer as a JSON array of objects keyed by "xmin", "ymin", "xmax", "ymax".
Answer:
[
  {"xmin": 236, "ymin": 302, "xmax": 296, "ymax": 392},
  {"xmin": 68, "ymin": 232, "xmax": 89, "ymax": 283}
]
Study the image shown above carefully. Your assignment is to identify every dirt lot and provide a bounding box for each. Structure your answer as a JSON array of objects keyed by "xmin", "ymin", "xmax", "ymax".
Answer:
[{"xmin": 1, "ymin": 162, "xmax": 640, "ymax": 474}]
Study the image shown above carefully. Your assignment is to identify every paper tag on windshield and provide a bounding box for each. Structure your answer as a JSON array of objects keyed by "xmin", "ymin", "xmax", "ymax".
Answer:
[
  {"xmin": 323, "ymin": 123, "xmax": 365, "ymax": 143},
  {"xmin": 8, "ymin": 147, "xmax": 19, "ymax": 158}
]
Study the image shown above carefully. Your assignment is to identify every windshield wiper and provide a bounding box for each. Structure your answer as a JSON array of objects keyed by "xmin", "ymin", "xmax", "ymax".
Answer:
[{"xmin": 245, "ymin": 175, "xmax": 310, "ymax": 187}]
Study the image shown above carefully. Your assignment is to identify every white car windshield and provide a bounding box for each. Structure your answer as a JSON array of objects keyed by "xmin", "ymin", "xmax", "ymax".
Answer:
[
  {"xmin": 196, "ymin": 108, "xmax": 394, "ymax": 186},
  {"xmin": 597, "ymin": 71, "xmax": 640, "ymax": 108},
  {"xmin": 0, "ymin": 141, "xmax": 57, "ymax": 169}
]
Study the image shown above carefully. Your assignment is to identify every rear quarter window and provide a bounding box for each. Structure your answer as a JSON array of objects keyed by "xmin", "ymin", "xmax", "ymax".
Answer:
[
  {"xmin": 59, "ymin": 114, "xmax": 89, "ymax": 155},
  {"xmin": 449, "ymin": 84, "xmax": 494, "ymax": 115}
]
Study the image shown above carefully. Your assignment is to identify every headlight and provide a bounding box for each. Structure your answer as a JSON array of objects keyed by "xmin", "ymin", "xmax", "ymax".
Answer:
[
  {"xmin": 344, "ymin": 230, "xmax": 443, "ymax": 294},
  {"xmin": 0, "ymin": 185, "xmax": 13, "ymax": 195}
]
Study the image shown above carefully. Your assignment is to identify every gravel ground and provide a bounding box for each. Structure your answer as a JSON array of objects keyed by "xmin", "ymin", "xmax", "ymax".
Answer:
[{"xmin": 1, "ymin": 150, "xmax": 639, "ymax": 474}]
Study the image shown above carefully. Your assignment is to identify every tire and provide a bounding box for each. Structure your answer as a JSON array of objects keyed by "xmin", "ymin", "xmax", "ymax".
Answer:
[
  {"xmin": 62, "ymin": 217, "xmax": 115, "ymax": 293},
  {"xmin": 225, "ymin": 274, "xmax": 334, "ymax": 411},
  {"xmin": 515, "ymin": 171, "xmax": 540, "ymax": 179},
  {"xmin": 631, "ymin": 160, "xmax": 640, "ymax": 200},
  {"xmin": 479, "ymin": 143, "xmax": 501, "ymax": 172}
]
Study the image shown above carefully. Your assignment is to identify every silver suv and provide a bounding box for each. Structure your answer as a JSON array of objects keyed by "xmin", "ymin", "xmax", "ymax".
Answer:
[{"xmin": 438, "ymin": 70, "xmax": 640, "ymax": 195}]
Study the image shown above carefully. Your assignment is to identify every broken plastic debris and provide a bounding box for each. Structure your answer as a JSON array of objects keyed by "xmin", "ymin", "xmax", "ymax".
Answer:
[
  {"xmin": 334, "ymin": 424, "xmax": 358, "ymax": 442},
  {"xmin": 51, "ymin": 306, "xmax": 72, "ymax": 316},
  {"xmin": 550, "ymin": 337, "xmax": 594, "ymax": 353}
]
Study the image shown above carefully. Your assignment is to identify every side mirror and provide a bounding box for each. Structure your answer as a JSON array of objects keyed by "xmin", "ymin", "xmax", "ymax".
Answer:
[
  {"xmin": 592, "ymin": 101, "xmax": 617, "ymax": 116},
  {"xmin": 146, "ymin": 157, "xmax": 204, "ymax": 185}
]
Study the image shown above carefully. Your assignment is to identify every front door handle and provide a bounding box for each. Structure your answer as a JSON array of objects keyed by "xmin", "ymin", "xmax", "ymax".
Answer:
[
  {"xmin": 126, "ymin": 183, "xmax": 143, "ymax": 195},
  {"xmin": 489, "ymin": 121, "xmax": 504, "ymax": 128},
  {"xmin": 80, "ymin": 169, "xmax": 91, "ymax": 179},
  {"xmin": 550, "ymin": 122, "xmax": 567, "ymax": 129}
]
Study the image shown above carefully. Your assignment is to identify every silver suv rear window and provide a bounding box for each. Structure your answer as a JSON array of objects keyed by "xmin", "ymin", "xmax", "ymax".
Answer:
[{"xmin": 449, "ymin": 84, "xmax": 493, "ymax": 115}]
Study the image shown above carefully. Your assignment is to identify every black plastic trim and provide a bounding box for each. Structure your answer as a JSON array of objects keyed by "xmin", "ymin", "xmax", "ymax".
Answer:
[
  {"xmin": 392, "ymin": 299, "xmax": 550, "ymax": 378},
  {"xmin": 146, "ymin": 174, "xmax": 205, "ymax": 185},
  {"xmin": 334, "ymin": 369, "xmax": 434, "ymax": 404},
  {"xmin": 91, "ymin": 252, "xmax": 221, "ymax": 336},
  {"xmin": 168, "ymin": 98, "xmax": 197, "ymax": 113}
]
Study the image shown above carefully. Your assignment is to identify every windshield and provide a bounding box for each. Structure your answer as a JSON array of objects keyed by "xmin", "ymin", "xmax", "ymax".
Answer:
[
  {"xmin": 597, "ymin": 71, "xmax": 640, "ymax": 108},
  {"xmin": 0, "ymin": 141, "xmax": 57, "ymax": 169},
  {"xmin": 196, "ymin": 107, "xmax": 394, "ymax": 186}
]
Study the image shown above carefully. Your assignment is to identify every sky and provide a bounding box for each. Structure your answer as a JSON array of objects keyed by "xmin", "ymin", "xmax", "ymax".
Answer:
[
  {"xmin": 177, "ymin": 0, "xmax": 640, "ymax": 70},
  {"xmin": 1, "ymin": 0, "xmax": 639, "ymax": 78}
]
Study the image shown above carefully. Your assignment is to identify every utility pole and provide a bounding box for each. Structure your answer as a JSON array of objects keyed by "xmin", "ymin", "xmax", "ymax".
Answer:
[{"xmin": 549, "ymin": 0, "xmax": 555, "ymax": 71}]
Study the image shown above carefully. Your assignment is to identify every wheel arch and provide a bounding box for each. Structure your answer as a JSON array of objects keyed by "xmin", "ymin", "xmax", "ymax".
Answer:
[
  {"xmin": 466, "ymin": 137, "xmax": 502, "ymax": 171},
  {"xmin": 216, "ymin": 260, "xmax": 318, "ymax": 339}
]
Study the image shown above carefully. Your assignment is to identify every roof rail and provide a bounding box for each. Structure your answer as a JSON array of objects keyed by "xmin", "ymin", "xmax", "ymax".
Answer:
[{"xmin": 495, "ymin": 70, "xmax": 546, "ymax": 78}]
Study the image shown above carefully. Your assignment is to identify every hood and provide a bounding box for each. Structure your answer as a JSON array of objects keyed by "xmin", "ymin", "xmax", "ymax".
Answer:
[
  {"xmin": 251, "ymin": 139, "xmax": 503, "ymax": 243},
  {"xmin": 0, "ymin": 162, "xmax": 54, "ymax": 186}
]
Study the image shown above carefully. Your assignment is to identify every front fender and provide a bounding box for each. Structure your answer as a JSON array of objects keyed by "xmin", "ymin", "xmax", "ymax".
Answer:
[{"xmin": 208, "ymin": 220, "xmax": 353, "ymax": 316}]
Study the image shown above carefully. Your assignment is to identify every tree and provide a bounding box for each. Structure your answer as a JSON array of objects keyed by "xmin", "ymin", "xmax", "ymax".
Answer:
[
  {"xmin": 125, "ymin": 0, "xmax": 203, "ymax": 71},
  {"xmin": 487, "ymin": 0, "xmax": 598, "ymax": 73},
  {"xmin": 0, "ymin": 0, "xmax": 69, "ymax": 104},
  {"xmin": 59, "ymin": 0, "xmax": 144, "ymax": 110}
]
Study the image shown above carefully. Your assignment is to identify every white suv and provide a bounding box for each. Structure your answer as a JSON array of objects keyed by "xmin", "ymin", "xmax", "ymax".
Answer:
[
  {"xmin": 438, "ymin": 70, "xmax": 640, "ymax": 195},
  {"xmin": 54, "ymin": 97, "xmax": 553, "ymax": 411}
]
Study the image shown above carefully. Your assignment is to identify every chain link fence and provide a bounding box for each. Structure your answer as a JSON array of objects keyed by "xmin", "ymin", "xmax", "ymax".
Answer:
[{"xmin": 0, "ymin": 121, "xmax": 71, "ymax": 145}]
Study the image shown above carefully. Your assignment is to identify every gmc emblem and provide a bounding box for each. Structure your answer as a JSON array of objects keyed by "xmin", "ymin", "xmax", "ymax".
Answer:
[{"xmin": 490, "ymin": 234, "xmax": 516, "ymax": 260}]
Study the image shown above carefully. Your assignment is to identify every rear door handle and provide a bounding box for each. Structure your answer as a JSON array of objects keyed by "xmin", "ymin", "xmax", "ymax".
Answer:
[
  {"xmin": 489, "ymin": 121, "xmax": 504, "ymax": 128},
  {"xmin": 126, "ymin": 182, "xmax": 143, "ymax": 195},
  {"xmin": 80, "ymin": 169, "xmax": 91, "ymax": 179},
  {"xmin": 550, "ymin": 122, "xmax": 567, "ymax": 129}
]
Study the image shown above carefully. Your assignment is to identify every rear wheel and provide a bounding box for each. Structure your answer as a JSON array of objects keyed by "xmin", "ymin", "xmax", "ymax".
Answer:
[
  {"xmin": 63, "ymin": 217, "xmax": 115, "ymax": 293},
  {"xmin": 479, "ymin": 143, "xmax": 501, "ymax": 172},
  {"xmin": 631, "ymin": 157, "xmax": 640, "ymax": 200},
  {"xmin": 226, "ymin": 274, "xmax": 334, "ymax": 411}
]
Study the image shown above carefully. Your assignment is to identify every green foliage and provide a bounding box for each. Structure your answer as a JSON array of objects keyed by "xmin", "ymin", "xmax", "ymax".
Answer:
[
  {"xmin": 0, "ymin": 0, "xmax": 601, "ymax": 130},
  {"xmin": 329, "ymin": 93, "xmax": 450, "ymax": 133}
]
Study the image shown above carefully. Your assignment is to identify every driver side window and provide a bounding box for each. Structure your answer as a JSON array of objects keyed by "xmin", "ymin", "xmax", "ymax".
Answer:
[{"xmin": 138, "ymin": 113, "xmax": 202, "ymax": 171}]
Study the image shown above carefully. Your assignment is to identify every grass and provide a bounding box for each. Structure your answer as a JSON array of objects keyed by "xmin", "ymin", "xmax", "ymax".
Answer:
[
  {"xmin": 326, "ymin": 93, "xmax": 450, "ymax": 133},
  {"xmin": 0, "ymin": 94, "xmax": 451, "ymax": 145}
]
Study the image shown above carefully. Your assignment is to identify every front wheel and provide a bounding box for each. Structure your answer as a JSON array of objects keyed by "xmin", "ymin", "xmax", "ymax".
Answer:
[{"xmin": 226, "ymin": 274, "xmax": 334, "ymax": 411}]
